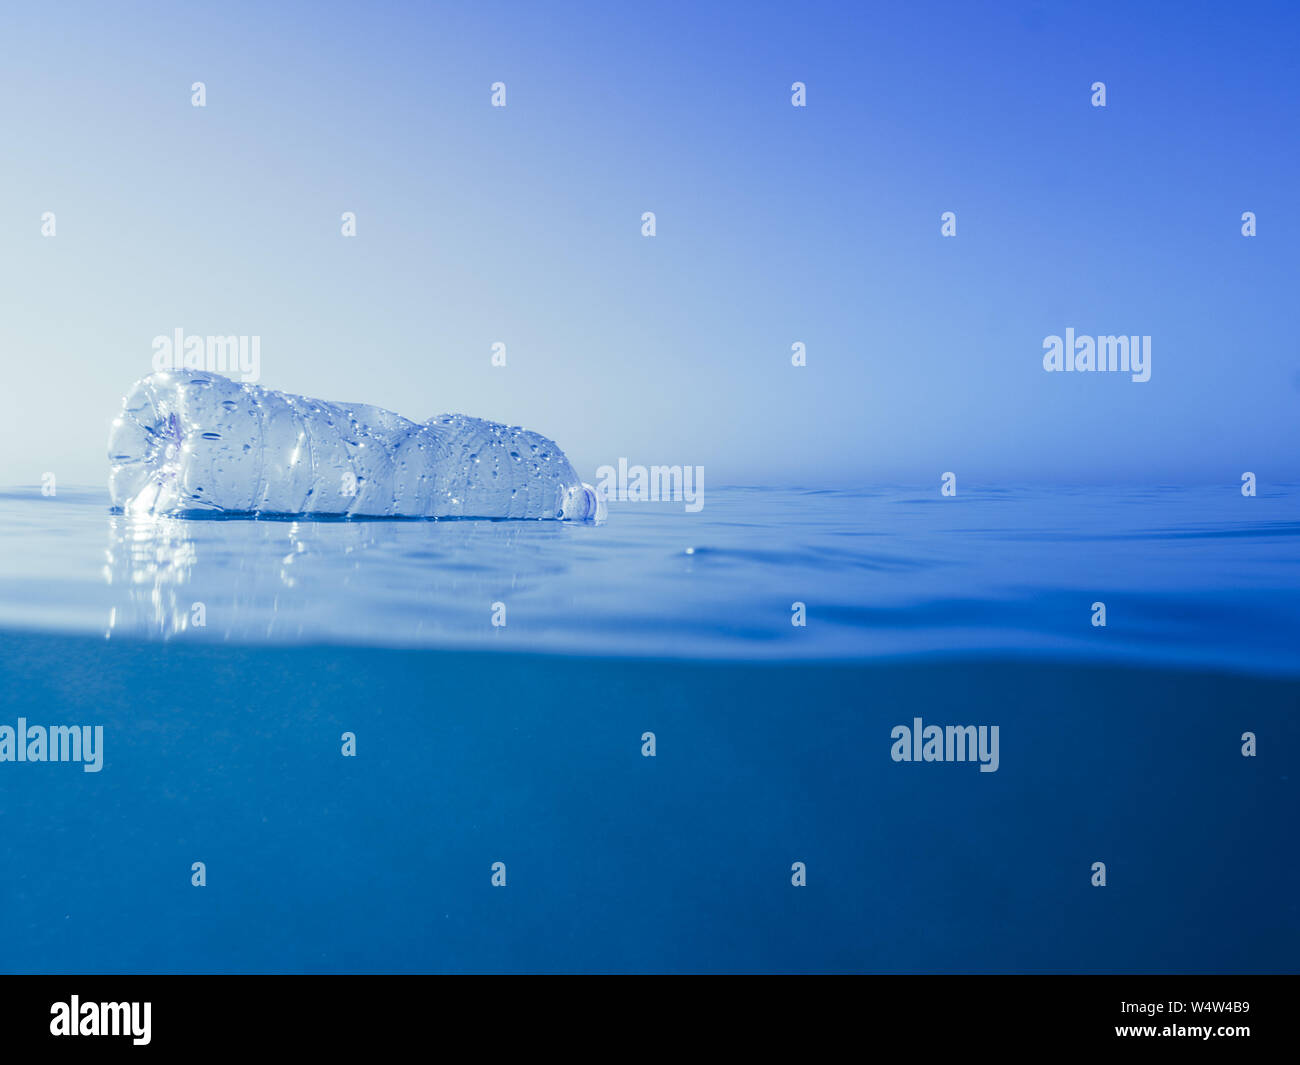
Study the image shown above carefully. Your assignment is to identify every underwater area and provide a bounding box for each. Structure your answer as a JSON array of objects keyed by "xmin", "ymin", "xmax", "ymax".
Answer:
[{"xmin": 0, "ymin": 484, "xmax": 1296, "ymax": 972}]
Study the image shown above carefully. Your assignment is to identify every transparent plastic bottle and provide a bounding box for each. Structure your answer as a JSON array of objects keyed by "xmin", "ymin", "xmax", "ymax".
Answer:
[{"xmin": 108, "ymin": 371, "xmax": 605, "ymax": 521}]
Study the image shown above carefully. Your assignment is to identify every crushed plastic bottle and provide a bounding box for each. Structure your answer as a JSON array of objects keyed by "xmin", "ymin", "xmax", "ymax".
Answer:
[{"xmin": 108, "ymin": 371, "xmax": 606, "ymax": 521}]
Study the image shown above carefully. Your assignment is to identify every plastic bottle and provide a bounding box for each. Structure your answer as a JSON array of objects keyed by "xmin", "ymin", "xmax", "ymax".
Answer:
[{"xmin": 108, "ymin": 371, "xmax": 605, "ymax": 520}]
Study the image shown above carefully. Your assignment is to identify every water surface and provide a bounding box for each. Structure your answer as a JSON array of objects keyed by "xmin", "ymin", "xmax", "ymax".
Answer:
[{"xmin": 1, "ymin": 483, "xmax": 1297, "ymax": 672}]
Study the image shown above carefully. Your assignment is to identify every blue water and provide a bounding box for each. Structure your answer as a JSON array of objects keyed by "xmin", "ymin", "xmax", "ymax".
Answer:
[{"xmin": 0, "ymin": 484, "xmax": 1297, "ymax": 972}]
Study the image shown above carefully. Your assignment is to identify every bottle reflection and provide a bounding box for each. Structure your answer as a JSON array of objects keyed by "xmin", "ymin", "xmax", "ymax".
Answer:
[
  {"xmin": 102, "ymin": 513, "xmax": 546, "ymax": 642},
  {"xmin": 104, "ymin": 513, "xmax": 200, "ymax": 638}
]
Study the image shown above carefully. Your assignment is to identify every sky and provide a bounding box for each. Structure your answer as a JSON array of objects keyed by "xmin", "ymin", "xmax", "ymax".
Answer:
[{"xmin": 0, "ymin": 0, "xmax": 1295, "ymax": 488}]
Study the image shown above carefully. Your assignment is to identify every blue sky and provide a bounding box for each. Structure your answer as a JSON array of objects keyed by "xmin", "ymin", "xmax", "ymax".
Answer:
[{"xmin": 0, "ymin": 0, "xmax": 1295, "ymax": 487}]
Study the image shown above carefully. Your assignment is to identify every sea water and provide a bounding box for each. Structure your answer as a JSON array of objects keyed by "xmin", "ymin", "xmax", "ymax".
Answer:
[{"xmin": 0, "ymin": 484, "xmax": 1296, "ymax": 973}]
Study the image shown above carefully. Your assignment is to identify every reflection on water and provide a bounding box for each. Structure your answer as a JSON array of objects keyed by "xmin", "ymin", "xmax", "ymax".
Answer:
[
  {"xmin": 103, "ymin": 511, "xmax": 573, "ymax": 645},
  {"xmin": 104, "ymin": 514, "xmax": 199, "ymax": 638}
]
